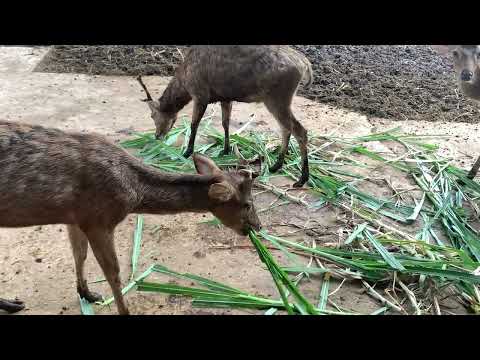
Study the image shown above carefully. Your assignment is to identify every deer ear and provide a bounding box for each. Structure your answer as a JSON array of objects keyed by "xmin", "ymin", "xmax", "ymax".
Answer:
[
  {"xmin": 208, "ymin": 182, "xmax": 235, "ymax": 202},
  {"xmin": 432, "ymin": 45, "xmax": 451, "ymax": 55},
  {"xmin": 193, "ymin": 153, "xmax": 221, "ymax": 175}
]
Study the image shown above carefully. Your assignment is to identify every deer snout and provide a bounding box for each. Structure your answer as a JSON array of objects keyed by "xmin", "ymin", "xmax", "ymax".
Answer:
[
  {"xmin": 249, "ymin": 217, "xmax": 262, "ymax": 232},
  {"xmin": 461, "ymin": 69, "xmax": 474, "ymax": 82},
  {"xmin": 155, "ymin": 130, "xmax": 167, "ymax": 140},
  {"xmin": 252, "ymin": 222, "xmax": 262, "ymax": 232}
]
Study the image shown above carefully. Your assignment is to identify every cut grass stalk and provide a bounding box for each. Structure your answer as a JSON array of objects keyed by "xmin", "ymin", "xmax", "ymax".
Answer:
[
  {"xmin": 344, "ymin": 222, "xmax": 368, "ymax": 245},
  {"xmin": 122, "ymin": 120, "xmax": 480, "ymax": 314},
  {"xmin": 248, "ymin": 230, "xmax": 317, "ymax": 314},
  {"xmin": 136, "ymin": 264, "xmax": 357, "ymax": 315},
  {"xmin": 131, "ymin": 215, "xmax": 144, "ymax": 281},
  {"xmin": 318, "ymin": 273, "xmax": 331, "ymax": 311},
  {"xmin": 361, "ymin": 280, "xmax": 403, "ymax": 313},
  {"xmin": 99, "ymin": 265, "xmax": 155, "ymax": 307},
  {"xmin": 79, "ymin": 296, "xmax": 95, "ymax": 315}
]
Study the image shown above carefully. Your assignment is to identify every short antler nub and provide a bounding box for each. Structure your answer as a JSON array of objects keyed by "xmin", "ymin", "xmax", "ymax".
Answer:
[{"xmin": 136, "ymin": 75, "xmax": 153, "ymax": 102}]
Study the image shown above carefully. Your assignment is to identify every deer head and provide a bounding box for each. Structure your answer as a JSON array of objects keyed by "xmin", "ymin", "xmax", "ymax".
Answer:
[
  {"xmin": 193, "ymin": 154, "xmax": 262, "ymax": 235},
  {"xmin": 136, "ymin": 75, "xmax": 177, "ymax": 139},
  {"xmin": 432, "ymin": 45, "xmax": 480, "ymax": 85}
]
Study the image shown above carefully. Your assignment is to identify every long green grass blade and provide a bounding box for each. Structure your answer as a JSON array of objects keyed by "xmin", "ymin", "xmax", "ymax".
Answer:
[
  {"xmin": 131, "ymin": 215, "xmax": 144, "ymax": 281},
  {"xmin": 363, "ymin": 229, "xmax": 406, "ymax": 271},
  {"xmin": 318, "ymin": 273, "xmax": 330, "ymax": 310},
  {"xmin": 345, "ymin": 223, "xmax": 368, "ymax": 245}
]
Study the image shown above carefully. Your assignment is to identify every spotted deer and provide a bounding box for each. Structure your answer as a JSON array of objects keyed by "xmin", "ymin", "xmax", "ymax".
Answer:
[
  {"xmin": 0, "ymin": 120, "xmax": 261, "ymax": 315},
  {"xmin": 433, "ymin": 45, "xmax": 480, "ymax": 179},
  {"xmin": 137, "ymin": 45, "xmax": 314, "ymax": 188}
]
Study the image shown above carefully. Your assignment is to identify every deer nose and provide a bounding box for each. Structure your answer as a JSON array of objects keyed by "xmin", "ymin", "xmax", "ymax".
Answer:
[{"xmin": 461, "ymin": 70, "xmax": 473, "ymax": 81}]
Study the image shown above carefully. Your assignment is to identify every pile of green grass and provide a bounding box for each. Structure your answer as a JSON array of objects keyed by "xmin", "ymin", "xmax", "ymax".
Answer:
[{"xmin": 84, "ymin": 115, "xmax": 480, "ymax": 315}]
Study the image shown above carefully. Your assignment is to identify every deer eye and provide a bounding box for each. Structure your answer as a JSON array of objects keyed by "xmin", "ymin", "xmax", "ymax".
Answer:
[
  {"xmin": 244, "ymin": 203, "xmax": 251, "ymax": 209},
  {"xmin": 452, "ymin": 50, "xmax": 459, "ymax": 58}
]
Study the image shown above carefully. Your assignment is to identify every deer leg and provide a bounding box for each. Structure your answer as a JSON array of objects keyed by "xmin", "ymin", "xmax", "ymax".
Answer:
[
  {"xmin": 67, "ymin": 225, "xmax": 103, "ymax": 303},
  {"xmin": 269, "ymin": 127, "xmax": 291, "ymax": 173},
  {"xmin": 184, "ymin": 101, "xmax": 208, "ymax": 158},
  {"xmin": 0, "ymin": 298, "xmax": 25, "ymax": 313},
  {"xmin": 467, "ymin": 155, "xmax": 480, "ymax": 180},
  {"xmin": 84, "ymin": 226, "xmax": 129, "ymax": 315},
  {"xmin": 265, "ymin": 97, "xmax": 309, "ymax": 187},
  {"xmin": 220, "ymin": 101, "xmax": 232, "ymax": 156},
  {"xmin": 290, "ymin": 118, "xmax": 309, "ymax": 188}
]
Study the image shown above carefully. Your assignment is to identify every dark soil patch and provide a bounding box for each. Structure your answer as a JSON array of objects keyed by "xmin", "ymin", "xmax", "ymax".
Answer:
[
  {"xmin": 35, "ymin": 45, "xmax": 480, "ymax": 123},
  {"xmin": 35, "ymin": 45, "xmax": 186, "ymax": 76}
]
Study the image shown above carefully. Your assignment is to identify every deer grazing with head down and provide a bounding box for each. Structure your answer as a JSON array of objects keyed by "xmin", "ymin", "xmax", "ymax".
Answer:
[
  {"xmin": 433, "ymin": 45, "xmax": 480, "ymax": 179},
  {"xmin": 137, "ymin": 45, "xmax": 314, "ymax": 188},
  {"xmin": 0, "ymin": 120, "xmax": 261, "ymax": 315}
]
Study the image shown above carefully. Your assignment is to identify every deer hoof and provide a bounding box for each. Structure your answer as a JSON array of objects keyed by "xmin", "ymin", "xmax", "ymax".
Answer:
[
  {"xmin": 0, "ymin": 298, "xmax": 25, "ymax": 314},
  {"xmin": 269, "ymin": 163, "xmax": 282, "ymax": 173},
  {"xmin": 79, "ymin": 290, "xmax": 103, "ymax": 303},
  {"xmin": 293, "ymin": 178, "xmax": 308, "ymax": 188}
]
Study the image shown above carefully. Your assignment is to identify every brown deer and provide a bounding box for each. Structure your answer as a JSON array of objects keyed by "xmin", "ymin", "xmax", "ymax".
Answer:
[
  {"xmin": 432, "ymin": 45, "xmax": 480, "ymax": 179},
  {"xmin": 0, "ymin": 120, "xmax": 261, "ymax": 315},
  {"xmin": 0, "ymin": 298, "xmax": 25, "ymax": 314},
  {"xmin": 137, "ymin": 45, "xmax": 314, "ymax": 188}
]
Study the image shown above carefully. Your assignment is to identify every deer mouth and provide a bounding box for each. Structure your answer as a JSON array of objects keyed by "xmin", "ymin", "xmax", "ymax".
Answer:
[{"xmin": 155, "ymin": 132, "xmax": 168, "ymax": 140}]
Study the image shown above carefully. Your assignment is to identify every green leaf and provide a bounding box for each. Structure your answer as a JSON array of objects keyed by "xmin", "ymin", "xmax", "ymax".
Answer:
[
  {"xmin": 79, "ymin": 296, "xmax": 95, "ymax": 315},
  {"xmin": 345, "ymin": 223, "xmax": 368, "ymax": 245},
  {"xmin": 363, "ymin": 230, "xmax": 406, "ymax": 272},
  {"xmin": 131, "ymin": 215, "xmax": 144, "ymax": 280}
]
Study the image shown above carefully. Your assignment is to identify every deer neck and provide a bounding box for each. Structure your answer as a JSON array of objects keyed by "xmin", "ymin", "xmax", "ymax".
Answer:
[
  {"xmin": 158, "ymin": 76, "xmax": 192, "ymax": 114},
  {"xmin": 133, "ymin": 166, "xmax": 218, "ymax": 215}
]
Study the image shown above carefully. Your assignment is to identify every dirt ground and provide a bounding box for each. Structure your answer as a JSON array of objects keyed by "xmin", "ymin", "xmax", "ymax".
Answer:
[
  {"xmin": 1, "ymin": 46, "xmax": 479, "ymax": 315},
  {"xmin": 35, "ymin": 45, "xmax": 480, "ymax": 123}
]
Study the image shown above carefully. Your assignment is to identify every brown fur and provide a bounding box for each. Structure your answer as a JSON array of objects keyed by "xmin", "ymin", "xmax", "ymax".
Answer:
[
  {"xmin": 0, "ymin": 120, "xmax": 261, "ymax": 315},
  {"xmin": 141, "ymin": 45, "xmax": 313, "ymax": 187},
  {"xmin": 433, "ymin": 45, "xmax": 480, "ymax": 179}
]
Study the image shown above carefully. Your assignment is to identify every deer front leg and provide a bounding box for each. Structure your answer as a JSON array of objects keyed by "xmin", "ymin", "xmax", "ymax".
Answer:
[
  {"xmin": 0, "ymin": 298, "xmax": 25, "ymax": 313},
  {"xmin": 220, "ymin": 101, "xmax": 232, "ymax": 156},
  {"xmin": 84, "ymin": 227, "xmax": 129, "ymax": 315},
  {"xmin": 184, "ymin": 101, "xmax": 208, "ymax": 158},
  {"xmin": 67, "ymin": 225, "xmax": 103, "ymax": 303},
  {"xmin": 467, "ymin": 155, "xmax": 480, "ymax": 180}
]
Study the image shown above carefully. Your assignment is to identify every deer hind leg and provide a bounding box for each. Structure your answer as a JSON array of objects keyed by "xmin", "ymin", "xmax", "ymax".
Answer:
[
  {"xmin": 220, "ymin": 101, "xmax": 232, "ymax": 156},
  {"xmin": 290, "ymin": 117, "xmax": 309, "ymax": 188},
  {"xmin": 0, "ymin": 298, "xmax": 25, "ymax": 313},
  {"xmin": 269, "ymin": 126, "xmax": 291, "ymax": 173},
  {"xmin": 467, "ymin": 155, "xmax": 480, "ymax": 180},
  {"xmin": 264, "ymin": 99, "xmax": 309, "ymax": 187},
  {"xmin": 184, "ymin": 101, "xmax": 208, "ymax": 158},
  {"xmin": 83, "ymin": 226, "xmax": 129, "ymax": 315},
  {"xmin": 67, "ymin": 224, "xmax": 103, "ymax": 303}
]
